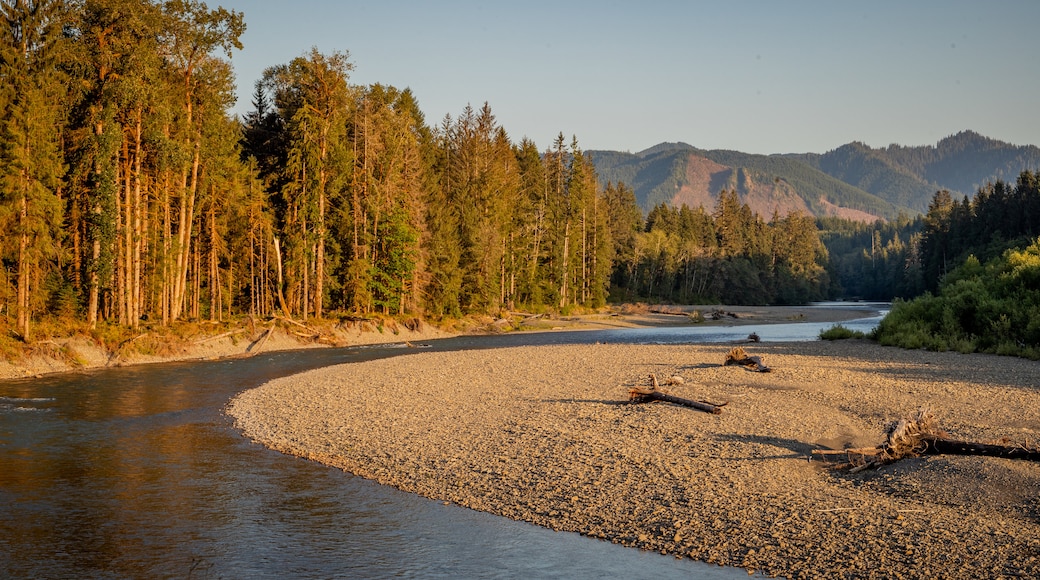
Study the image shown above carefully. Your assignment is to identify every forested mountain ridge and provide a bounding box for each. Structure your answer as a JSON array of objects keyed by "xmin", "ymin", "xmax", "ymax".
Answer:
[
  {"xmin": 591, "ymin": 131, "xmax": 1040, "ymax": 219},
  {"xmin": 588, "ymin": 144, "xmax": 907, "ymax": 222},
  {"xmin": 788, "ymin": 130, "xmax": 1040, "ymax": 212}
]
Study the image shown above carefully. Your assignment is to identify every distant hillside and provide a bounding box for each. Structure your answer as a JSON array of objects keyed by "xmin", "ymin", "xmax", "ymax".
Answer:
[
  {"xmin": 589, "ymin": 144, "xmax": 905, "ymax": 222},
  {"xmin": 786, "ymin": 131, "xmax": 1040, "ymax": 212},
  {"xmin": 591, "ymin": 131, "xmax": 1040, "ymax": 219}
]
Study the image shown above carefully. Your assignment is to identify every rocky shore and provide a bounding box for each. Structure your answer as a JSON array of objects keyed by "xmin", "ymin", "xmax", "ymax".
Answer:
[{"xmin": 229, "ymin": 334, "xmax": 1040, "ymax": 579}]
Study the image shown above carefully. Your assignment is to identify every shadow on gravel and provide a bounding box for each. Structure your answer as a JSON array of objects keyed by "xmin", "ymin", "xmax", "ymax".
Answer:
[
  {"xmin": 714, "ymin": 433, "xmax": 817, "ymax": 461},
  {"xmin": 541, "ymin": 398, "xmax": 632, "ymax": 406},
  {"xmin": 681, "ymin": 362, "xmax": 723, "ymax": 370}
]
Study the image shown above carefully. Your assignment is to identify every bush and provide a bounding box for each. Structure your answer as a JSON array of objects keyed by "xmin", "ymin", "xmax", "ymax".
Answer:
[
  {"xmin": 819, "ymin": 324, "xmax": 865, "ymax": 340},
  {"xmin": 872, "ymin": 238, "xmax": 1040, "ymax": 359}
]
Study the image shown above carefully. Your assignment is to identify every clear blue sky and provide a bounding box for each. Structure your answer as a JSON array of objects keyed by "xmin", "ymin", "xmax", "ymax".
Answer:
[{"xmin": 217, "ymin": 0, "xmax": 1039, "ymax": 155}]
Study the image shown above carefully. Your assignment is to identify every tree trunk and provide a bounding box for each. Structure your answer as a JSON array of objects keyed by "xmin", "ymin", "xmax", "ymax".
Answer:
[
  {"xmin": 16, "ymin": 192, "xmax": 29, "ymax": 340},
  {"xmin": 173, "ymin": 138, "xmax": 200, "ymax": 321},
  {"xmin": 88, "ymin": 238, "xmax": 101, "ymax": 329},
  {"xmin": 559, "ymin": 220, "xmax": 570, "ymax": 308},
  {"xmin": 209, "ymin": 205, "xmax": 219, "ymax": 322},
  {"xmin": 273, "ymin": 236, "xmax": 289, "ymax": 315},
  {"xmin": 921, "ymin": 437, "xmax": 1040, "ymax": 461},
  {"xmin": 130, "ymin": 111, "xmax": 144, "ymax": 328}
]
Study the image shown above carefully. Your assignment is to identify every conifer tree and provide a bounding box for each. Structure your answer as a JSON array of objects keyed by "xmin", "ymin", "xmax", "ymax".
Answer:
[
  {"xmin": 0, "ymin": 0, "xmax": 68, "ymax": 339},
  {"xmin": 512, "ymin": 138, "xmax": 547, "ymax": 306},
  {"xmin": 348, "ymin": 84, "xmax": 425, "ymax": 315},
  {"xmin": 921, "ymin": 189, "xmax": 955, "ymax": 290},
  {"xmin": 264, "ymin": 48, "xmax": 351, "ymax": 319},
  {"xmin": 544, "ymin": 133, "xmax": 569, "ymax": 307}
]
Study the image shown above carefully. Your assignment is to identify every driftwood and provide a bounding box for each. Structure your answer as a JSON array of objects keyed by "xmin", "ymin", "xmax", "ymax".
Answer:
[
  {"xmin": 813, "ymin": 409, "xmax": 1040, "ymax": 471},
  {"xmin": 275, "ymin": 315, "xmax": 340, "ymax": 344},
  {"xmin": 193, "ymin": 330, "xmax": 244, "ymax": 344},
  {"xmin": 724, "ymin": 346, "xmax": 771, "ymax": 372},
  {"xmin": 275, "ymin": 315, "xmax": 319, "ymax": 333},
  {"xmin": 727, "ymin": 332, "xmax": 761, "ymax": 345},
  {"xmin": 709, "ymin": 308, "xmax": 739, "ymax": 320},
  {"xmin": 246, "ymin": 324, "xmax": 276, "ymax": 356},
  {"xmin": 648, "ymin": 306, "xmax": 692, "ymax": 317},
  {"xmin": 628, "ymin": 374, "xmax": 726, "ymax": 414}
]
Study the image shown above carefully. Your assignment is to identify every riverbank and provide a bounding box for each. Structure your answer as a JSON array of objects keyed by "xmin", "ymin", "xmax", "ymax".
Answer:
[
  {"xmin": 0, "ymin": 317, "xmax": 453, "ymax": 380},
  {"xmin": 229, "ymin": 335, "xmax": 1040, "ymax": 578},
  {"xmin": 0, "ymin": 303, "xmax": 879, "ymax": 380}
]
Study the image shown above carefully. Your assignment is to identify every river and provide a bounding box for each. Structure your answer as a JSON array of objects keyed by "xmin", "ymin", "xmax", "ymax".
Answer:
[{"xmin": 0, "ymin": 304, "xmax": 885, "ymax": 579}]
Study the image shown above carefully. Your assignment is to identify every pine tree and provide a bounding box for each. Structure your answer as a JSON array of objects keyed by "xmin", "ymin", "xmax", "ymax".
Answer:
[
  {"xmin": 264, "ymin": 48, "xmax": 352, "ymax": 319},
  {"xmin": 0, "ymin": 0, "xmax": 69, "ymax": 339},
  {"xmin": 921, "ymin": 189, "xmax": 955, "ymax": 290}
]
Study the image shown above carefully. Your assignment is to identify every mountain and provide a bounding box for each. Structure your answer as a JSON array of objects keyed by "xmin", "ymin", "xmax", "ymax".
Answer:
[
  {"xmin": 589, "ymin": 144, "xmax": 907, "ymax": 222},
  {"xmin": 788, "ymin": 131, "xmax": 1040, "ymax": 212},
  {"xmin": 590, "ymin": 131, "xmax": 1040, "ymax": 220}
]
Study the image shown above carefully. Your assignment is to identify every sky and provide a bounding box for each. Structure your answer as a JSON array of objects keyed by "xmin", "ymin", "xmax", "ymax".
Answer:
[{"xmin": 216, "ymin": 0, "xmax": 1040, "ymax": 155}]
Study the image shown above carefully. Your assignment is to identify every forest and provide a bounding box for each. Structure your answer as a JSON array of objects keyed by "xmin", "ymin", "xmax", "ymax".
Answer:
[
  {"xmin": 0, "ymin": 0, "xmax": 837, "ymax": 345},
  {"xmin": 819, "ymin": 170, "xmax": 1040, "ymax": 358},
  {"xmin": 609, "ymin": 188, "xmax": 828, "ymax": 306},
  {"xmin": 821, "ymin": 170, "xmax": 1040, "ymax": 302}
]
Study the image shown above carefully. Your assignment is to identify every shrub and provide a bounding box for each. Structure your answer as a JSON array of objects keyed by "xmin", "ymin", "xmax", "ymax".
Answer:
[
  {"xmin": 819, "ymin": 324, "xmax": 865, "ymax": 340},
  {"xmin": 872, "ymin": 237, "xmax": 1040, "ymax": 358}
]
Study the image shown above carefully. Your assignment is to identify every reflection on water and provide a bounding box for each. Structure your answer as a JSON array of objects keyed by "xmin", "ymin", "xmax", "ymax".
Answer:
[{"xmin": 1, "ymin": 341, "xmax": 760, "ymax": 579}]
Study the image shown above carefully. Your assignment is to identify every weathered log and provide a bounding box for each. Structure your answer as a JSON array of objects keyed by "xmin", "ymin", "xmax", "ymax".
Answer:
[
  {"xmin": 247, "ymin": 324, "xmax": 275, "ymax": 356},
  {"xmin": 724, "ymin": 347, "xmax": 771, "ymax": 372},
  {"xmin": 628, "ymin": 374, "xmax": 725, "ymax": 414},
  {"xmin": 629, "ymin": 387, "xmax": 724, "ymax": 414},
  {"xmin": 194, "ymin": 329, "xmax": 243, "ymax": 344},
  {"xmin": 919, "ymin": 437, "xmax": 1040, "ymax": 461}
]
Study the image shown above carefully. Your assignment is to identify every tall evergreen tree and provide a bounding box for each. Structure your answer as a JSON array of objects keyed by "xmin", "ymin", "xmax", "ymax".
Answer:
[
  {"xmin": 602, "ymin": 181, "xmax": 642, "ymax": 288},
  {"xmin": 264, "ymin": 48, "xmax": 352, "ymax": 319},
  {"xmin": 512, "ymin": 138, "xmax": 547, "ymax": 306},
  {"xmin": 921, "ymin": 189, "xmax": 955, "ymax": 290},
  {"xmin": 0, "ymin": 0, "xmax": 68, "ymax": 339}
]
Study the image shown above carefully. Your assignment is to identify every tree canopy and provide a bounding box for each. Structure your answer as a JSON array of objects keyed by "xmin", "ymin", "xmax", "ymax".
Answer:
[{"xmin": 0, "ymin": 0, "xmax": 850, "ymax": 345}]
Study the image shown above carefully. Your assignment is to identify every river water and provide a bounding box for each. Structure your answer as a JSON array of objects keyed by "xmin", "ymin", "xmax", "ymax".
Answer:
[{"xmin": 0, "ymin": 304, "xmax": 884, "ymax": 579}]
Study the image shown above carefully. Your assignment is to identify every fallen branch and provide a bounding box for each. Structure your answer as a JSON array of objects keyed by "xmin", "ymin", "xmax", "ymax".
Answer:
[
  {"xmin": 628, "ymin": 374, "xmax": 726, "ymax": 414},
  {"xmin": 917, "ymin": 436, "xmax": 1040, "ymax": 461},
  {"xmin": 275, "ymin": 315, "xmax": 340, "ymax": 344},
  {"xmin": 274, "ymin": 315, "xmax": 319, "ymax": 334},
  {"xmin": 194, "ymin": 330, "xmax": 243, "ymax": 344},
  {"xmin": 724, "ymin": 346, "xmax": 771, "ymax": 372}
]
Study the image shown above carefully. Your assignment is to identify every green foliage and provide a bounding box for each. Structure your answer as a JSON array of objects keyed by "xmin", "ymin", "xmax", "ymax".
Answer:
[
  {"xmin": 873, "ymin": 238, "xmax": 1040, "ymax": 359},
  {"xmin": 14, "ymin": 1, "xmax": 1033, "ymax": 342},
  {"xmin": 818, "ymin": 214, "xmax": 923, "ymax": 300},
  {"xmin": 819, "ymin": 324, "xmax": 866, "ymax": 340},
  {"xmin": 916, "ymin": 171, "xmax": 1040, "ymax": 295},
  {"xmin": 611, "ymin": 195, "xmax": 829, "ymax": 305}
]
